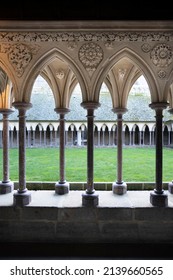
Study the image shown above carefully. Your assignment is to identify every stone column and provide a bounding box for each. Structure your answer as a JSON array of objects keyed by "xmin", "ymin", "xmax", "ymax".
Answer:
[
  {"xmin": 112, "ymin": 108, "xmax": 127, "ymax": 195},
  {"xmin": 12, "ymin": 102, "xmax": 32, "ymax": 206},
  {"xmin": 54, "ymin": 108, "xmax": 70, "ymax": 194},
  {"xmin": 81, "ymin": 102, "xmax": 100, "ymax": 207},
  {"xmin": 167, "ymin": 108, "xmax": 173, "ymax": 193},
  {"xmin": 77, "ymin": 130, "xmax": 81, "ymax": 146},
  {"xmin": 149, "ymin": 102, "xmax": 169, "ymax": 206},
  {"xmin": 0, "ymin": 109, "xmax": 14, "ymax": 194}
]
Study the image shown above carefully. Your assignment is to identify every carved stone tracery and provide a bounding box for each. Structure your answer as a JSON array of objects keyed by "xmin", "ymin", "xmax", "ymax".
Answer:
[
  {"xmin": 150, "ymin": 44, "xmax": 173, "ymax": 67},
  {"xmin": 78, "ymin": 42, "xmax": 103, "ymax": 76},
  {"xmin": 0, "ymin": 43, "xmax": 40, "ymax": 77},
  {"xmin": 0, "ymin": 31, "xmax": 173, "ymax": 43}
]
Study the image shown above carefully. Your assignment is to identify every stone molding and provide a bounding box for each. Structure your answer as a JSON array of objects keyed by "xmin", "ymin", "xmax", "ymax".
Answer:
[{"xmin": 0, "ymin": 31, "xmax": 173, "ymax": 43}]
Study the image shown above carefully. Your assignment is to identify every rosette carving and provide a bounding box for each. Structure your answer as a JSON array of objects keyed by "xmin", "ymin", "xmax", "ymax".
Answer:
[
  {"xmin": 150, "ymin": 44, "xmax": 173, "ymax": 67},
  {"xmin": 79, "ymin": 42, "xmax": 103, "ymax": 76}
]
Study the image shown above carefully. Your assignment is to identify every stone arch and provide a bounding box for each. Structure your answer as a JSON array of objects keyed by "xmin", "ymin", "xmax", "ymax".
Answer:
[
  {"xmin": 124, "ymin": 124, "xmax": 130, "ymax": 145},
  {"xmin": 132, "ymin": 124, "xmax": 140, "ymax": 145},
  {"xmin": 20, "ymin": 48, "xmax": 89, "ymax": 105},
  {"xmin": 165, "ymin": 71, "xmax": 173, "ymax": 108},
  {"xmin": 142, "ymin": 124, "xmax": 150, "ymax": 145},
  {"xmin": 93, "ymin": 47, "xmax": 159, "ymax": 106},
  {"xmin": 0, "ymin": 60, "xmax": 18, "ymax": 101},
  {"xmin": 163, "ymin": 124, "xmax": 169, "ymax": 145}
]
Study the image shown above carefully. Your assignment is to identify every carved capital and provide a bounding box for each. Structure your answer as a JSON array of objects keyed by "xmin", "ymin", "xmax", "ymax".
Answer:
[{"xmin": 81, "ymin": 101, "xmax": 100, "ymax": 110}]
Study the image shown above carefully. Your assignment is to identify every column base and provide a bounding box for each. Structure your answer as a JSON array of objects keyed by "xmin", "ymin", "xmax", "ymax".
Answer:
[
  {"xmin": 112, "ymin": 181, "xmax": 127, "ymax": 195},
  {"xmin": 150, "ymin": 190, "xmax": 168, "ymax": 207},
  {"xmin": 82, "ymin": 191, "xmax": 99, "ymax": 207},
  {"xmin": 55, "ymin": 181, "xmax": 69, "ymax": 195},
  {"xmin": 13, "ymin": 189, "xmax": 31, "ymax": 207},
  {"xmin": 168, "ymin": 181, "xmax": 173, "ymax": 194},
  {"xmin": 0, "ymin": 180, "xmax": 14, "ymax": 194}
]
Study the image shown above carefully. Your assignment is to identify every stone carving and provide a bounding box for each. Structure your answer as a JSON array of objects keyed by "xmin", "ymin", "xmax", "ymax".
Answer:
[
  {"xmin": 0, "ymin": 43, "xmax": 40, "ymax": 77},
  {"xmin": 118, "ymin": 69, "xmax": 126, "ymax": 79},
  {"xmin": 67, "ymin": 41, "xmax": 77, "ymax": 50},
  {"xmin": 158, "ymin": 70, "xmax": 167, "ymax": 79},
  {"xmin": 141, "ymin": 43, "xmax": 151, "ymax": 53},
  {"xmin": 78, "ymin": 42, "xmax": 103, "ymax": 76},
  {"xmin": 0, "ymin": 31, "xmax": 173, "ymax": 43},
  {"xmin": 56, "ymin": 70, "xmax": 65, "ymax": 79},
  {"xmin": 150, "ymin": 44, "xmax": 173, "ymax": 67},
  {"xmin": 104, "ymin": 41, "xmax": 114, "ymax": 49}
]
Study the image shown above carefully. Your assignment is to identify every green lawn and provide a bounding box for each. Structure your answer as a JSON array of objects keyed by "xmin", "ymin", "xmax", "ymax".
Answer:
[{"xmin": 0, "ymin": 147, "xmax": 173, "ymax": 182}]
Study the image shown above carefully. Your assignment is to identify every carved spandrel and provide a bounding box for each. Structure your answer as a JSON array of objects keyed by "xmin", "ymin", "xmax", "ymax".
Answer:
[{"xmin": 0, "ymin": 43, "xmax": 40, "ymax": 77}]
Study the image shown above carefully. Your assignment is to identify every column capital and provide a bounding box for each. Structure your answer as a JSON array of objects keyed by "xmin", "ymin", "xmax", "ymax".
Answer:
[
  {"xmin": 149, "ymin": 102, "xmax": 169, "ymax": 111},
  {"xmin": 112, "ymin": 107, "xmax": 128, "ymax": 114},
  {"xmin": 54, "ymin": 107, "xmax": 70, "ymax": 115},
  {"xmin": 0, "ymin": 108, "xmax": 15, "ymax": 115},
  {"xmin": 12, "ymin": 101, "xmax": 32, "ymax": 111},
  {"xmin": 80, "ymin": 101, "xmax": 101, "ymax": 110}
]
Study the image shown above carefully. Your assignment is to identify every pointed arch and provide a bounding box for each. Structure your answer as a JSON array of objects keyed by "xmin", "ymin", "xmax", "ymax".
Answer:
[
  {"xmin": 20, "ymin": 48, "xmax": 89, "ymax": 105},
  {"xmin": 93, "ymin": 47, "xmax": 159, "ymax": 106}
]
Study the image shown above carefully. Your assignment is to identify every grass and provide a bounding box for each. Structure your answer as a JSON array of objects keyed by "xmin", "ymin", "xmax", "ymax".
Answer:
[{"xmin": 0, "ymin": 146, "xmax": 173, "ymax": 182}]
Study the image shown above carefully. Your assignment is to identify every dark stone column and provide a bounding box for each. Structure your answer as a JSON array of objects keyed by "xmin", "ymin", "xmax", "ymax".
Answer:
[
  {"xmin": 81, "ymin": 102, "xmax": 100, "ymax": 207},
  {"xmin": 112, "ymin": 108, "xmax": 127, "ymax": 195},
  {"xmin": 149, "ymin": 102, "xmax": 169, "ymax": 207},
  {"xmin": 167, "ymin": 108, "xmax": 173, "ymax": 193},
  {"xmin": 12, "ymin": 102, "xmax": 32, "ymax": 206},
  {"xmin": 54, "ymin": 108, "xmax": 70, "ymax": 194},
  {"xmin": 0, "ymin": 109, "xmax": 14, "ymax": 194}
]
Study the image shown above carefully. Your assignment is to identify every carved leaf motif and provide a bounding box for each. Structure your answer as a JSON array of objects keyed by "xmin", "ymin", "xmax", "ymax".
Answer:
[{"xmin": 0, "ymin": 43, "xmax": 40, "ymax": 77}]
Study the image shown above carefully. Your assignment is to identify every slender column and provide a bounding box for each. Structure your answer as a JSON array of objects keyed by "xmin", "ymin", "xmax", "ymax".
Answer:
[
  {"xmin": 81, "ymin": 102, "xmax": 100, "ymax": 207},
  {"xmin": 0, "ymin": 109, "xmax": 14, "ymax": 194},
  {"xmin": 98, "ymin": 130, "xmax": 100, "ymax": 146},
  {"xmin": 13, "ymin": 102, "xmax": 32, "ymax": 206},
  {"xmin": 149, "ymin": 102, "xmax": 168, "ymax": 206},
  {"xmin": 77, "ymin": 130, "xmax": 81, "ymax": 146},
  {"xmin": 54, "ymin": 108, "xmax": 70, "ymax": 194},
  {"xmin": 112, "ymin": 108, "xmax": 127, "ymax": 195},
  {"xmin": 168, "ymin": 108, "xmax": 173, "ymax": 193}
]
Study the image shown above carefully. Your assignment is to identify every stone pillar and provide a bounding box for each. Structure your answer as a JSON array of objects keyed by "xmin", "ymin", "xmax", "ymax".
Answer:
[
  {"xmin": 77, "ymin": 130, "xmax": 81, "ymax": 146},
  {"xmin": 0, "ymin": 109, "xmax": 14, "ymax": 194},
  {"xmin": 112, "ymin": 108, "xmax": 127, "ymax": 195},
  {"xmin": 167, "ymin": 108, "xmax": 173, "ymax": 193},
  {"xmin": 149, "ymin": 102, "xmax": 169, "ymax": 206},
  {"xmin": 81, "ymin": 102, "xmax": 100, "ymax": 207},
  {"xmin": 12, "ymin": 102, "xmax": 32, "ymax": 206},
  {"xmin": 54, "ymin": 108, "xmax": 70, "ymax": 194}
]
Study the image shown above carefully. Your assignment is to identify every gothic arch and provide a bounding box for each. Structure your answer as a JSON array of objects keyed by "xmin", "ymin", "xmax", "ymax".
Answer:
[
  {"xmin": 164, "ymin": 70, "xmax": 173, "ymax": 107},
  {"xmin": 20, "ymin": 48, "xmax": 89, "ymax": 106},
  {"xmin": 93, "ymin": 47, "xmax": 159, "ymax": 106},
  {"xmin": 0, "ymin": 61, "xmax": 18, "ymax": 100}
]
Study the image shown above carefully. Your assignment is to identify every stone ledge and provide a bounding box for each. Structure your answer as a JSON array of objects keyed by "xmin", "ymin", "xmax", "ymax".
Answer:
[
  {"xmin": 13, "ymin": 181, "xmax": 169, "ymax": 191},
  {"xmin": 0, "ymin": 190, "xmax": 173, "ymax": 244}
]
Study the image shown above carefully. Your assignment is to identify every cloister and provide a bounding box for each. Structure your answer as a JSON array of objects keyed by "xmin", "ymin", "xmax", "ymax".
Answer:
[{"xmin": 1, "ymin": 20, "xmax": 173, "ymax": 252}]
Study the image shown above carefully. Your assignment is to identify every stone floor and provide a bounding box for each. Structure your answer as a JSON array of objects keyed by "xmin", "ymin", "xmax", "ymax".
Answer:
[{"xmin": 0, "ymin": 189, "xmax": 173, "ymax": 207}]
